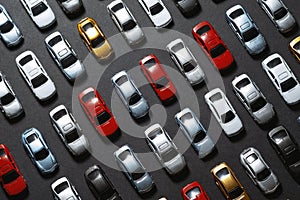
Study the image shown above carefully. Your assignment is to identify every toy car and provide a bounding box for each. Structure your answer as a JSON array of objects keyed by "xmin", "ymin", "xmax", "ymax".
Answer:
[
  {"xmin": 166, "ymin": 38, "xmax": 205, "ymax": 86},
  {"xmin": 138, "ymin": 0, "xmax": 172, "ymax": 28},
  {"xmin": 107, "ymin": 0, "xmax": 144, "ymax": 45},
  {"xmin": 225, "ymin": 4, "xmax": 267, "ymax": 55},
  {"xmin": 49, "ymin": 105, "xmax": 89, "ymax": 156},
  {"xmin": 211, "ymin": 162, "xmax": 250, "ymax": 200},
  {"xmin": 45, "ymin": 31, "xmax": 85, "ymax": 81},
  {"xmin": 77, "ymin": 17, "xmax": 112, "ymax": 59},
  {"xmin": 140, "ymin": 54, "xmax": 176, "ymax": 102},
  {"xmin": 192, "ymin": 21, "xmax": 234, "ymax": 70},
  {"xmin": 0, "ymin": 4, "xmax": 23, "ymax": 47},
  {"xmin": 145, "ymin": 123, "xmax": 186, "ymax": 174},
  {"xmin": 51, "ymin": 177, "xmax": 81, "ymax": 200},
  {"xmin": 21, "ymin": 128, "xmax": 58, "ymax": 174},
  {"xmin": 289, "ymin": 36, "xmax": 300, "ymax": 62},
  {"xmin": 0, "ymin": 144, "xmax": 27, "ymax": 196},
  {"xmin": 15, "ymin": 50, "xmax": 56, "ymax": 101},
  {"xmin": 262, "ymin": 53, "xmax": 300, "ymax": 105},
  {"xmin": 111, "ymin": 71, "xmax": 149, "ymax": 119},
  {"xmin": 114, "ymin": 145, "xmax": 154, "ymax": 194},
  {"xmin": 84, "ymin": 165, "xmax": 122, "ymax": 200},
  {"xmin": 181, "ymin": 181, "xmax": 210, "ymax": 200},
  {"xmin": 268, "ymin": 126, "xmax": 300, "ymax": 177},
  {"xmin": 204, "ymin": 88, "xmax": 243, "ymax": 137},
  {"xmin": 78, "ymin": 87, "xmax": 119, "ymax": 136},
  {"xmin": 0, "ymin": 71, "xmax": 24, "ymax": 119},
  {"xmin": 19, "ymin": 0, "xmax": 56, "ymax": 29},
  {"xmin": 240, "ymin": 147, "xmax": 280, "ymax": 194},
  {"xmin": 175, "ymin": 108, "xmax": 215, "ymax": 158},
  {"xmin": 232, "ymin": 74, "xmax": 275, "ymax": 124},
  {"xmin": 257, "ymin": 0, "xmax": 296, "ymax": 33}
]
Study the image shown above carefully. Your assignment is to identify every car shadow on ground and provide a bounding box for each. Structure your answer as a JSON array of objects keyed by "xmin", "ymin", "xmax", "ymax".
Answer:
[
  {"xmin": 281, "ymin": 24, "xmax": 299, "ymax": 38},
  {"xmin": 182, "ymin": 4, "xmax": 201, "ymax": 19},
  {"xmin": 220, "ymin": 60, "xmax": 238, "ymax": 77},
  {"xmin": 228, "ymin": 129, "xmax": 247, "ymax": 143},
  {"xmin": 162, "ymin": 96, "xmax": 178, "ymax": 107},
  {"xmin": 258, "ymin": 115, "xmax": 279, "ymax": 131},
  {"xmin": 5, "ymin": 187, "xmax": 29, "ymax": 200},
  {"xmin": 38, "ymin": 92, "xmax": 58, "ymax": 107},
  {"xmin": 168, "ymin": 165, "xmax": 190, "ymax": 183},
  {"xmin": 107, "ymin": 128, "xmax": 122, "ymax": 143},
  {"xmin": 250, "ymin": 46, "xmax": 271, "ymax": 60},
  {"xmin": 202, "ymin": 148, "xmax": 218, "ymax": 162},
  {"xmin": 265, "ymin": 184, "xmax": 282, "ymax": 199},
  {"xmin": 6, "ymin": 111, "xmax": 25, "ymax": 124},
  {"xmin": 66, "ymin": 6, "xmax": 86, "ymax": 20},
  {"xmin": 139, "ymin": 185, "xmax": 157, "ymax": 199}
]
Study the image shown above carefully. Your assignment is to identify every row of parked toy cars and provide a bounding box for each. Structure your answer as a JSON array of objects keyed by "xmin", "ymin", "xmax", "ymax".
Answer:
[{"xmin": 1, "ymin": 0, "xmax": 300, "ymax": 199}]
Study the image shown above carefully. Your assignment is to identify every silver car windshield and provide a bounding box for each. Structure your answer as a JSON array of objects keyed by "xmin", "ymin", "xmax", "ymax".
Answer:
[
  {"xmin": 61, "ymin": 54, "xmax": 77, "ymax": 69},
  {"xmin": 122, "ymin": 20, "xmax": 136, "ymax": 31},
  {"xmin": 274, "ymin": 7, "xmax": 287, "ymax": 20},
  {"xmin": 250, "ymin": 97, "xmax": 267, "ymax": 112},
  {"xmin": 150, "ymin": 3, "xmax": 163, "ymax": 15},
  {"xmin": 34, "ymin": 148, "xmax": 49, "ymax": 161},
  {"xmin": 161, "ymin": 147, "xmax": 178, "ymax": 162},
  {"xmin": 280, "ymin": 78, "xmax": 297, "ymax": 92},
  {"xmin": 242, "ymin": 28, "xmax": 259, "ymax": 42}
]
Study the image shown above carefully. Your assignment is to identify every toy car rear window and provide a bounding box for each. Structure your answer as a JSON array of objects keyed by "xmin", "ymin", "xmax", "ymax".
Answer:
[
  {"xmin": 236, "ymin": 78, "xmax": 250, "ymax": 89},
  {"xmin": 53, "ymin": 109, "xmax": 67, "ymax": 121},
  {"xmin": 48, "ymin": 35, "xmax": 62, "ymax": 47},
  {"xmin": 111, "ymin": 3, "xmax": 123, "ymax": 12},
  {"xmin": 82, "ymin": 91, "xmax": 96, "ymax": 103},
  {"xmin": 19, "ymin": 55, "xmax": 33, "ymax": 66},
  {"xmin": 216, "ymin": 167, "xmax": 229, "ymax": 179}
]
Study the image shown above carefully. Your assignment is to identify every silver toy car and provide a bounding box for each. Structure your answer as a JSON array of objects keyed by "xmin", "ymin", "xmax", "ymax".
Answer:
[
  {"xmin": 145, "ymin": 124, "xmax": 186, "ymax": 174},
  {"xmin": 257, "ymin": 0, "xmax": 296, "ymax": 33},
  {"xmin": 166, "ymin": 38, "xmax": 205, "ymax": 86},
  {"xmin": 225, "ymin": 4, "xmax": 267, "ymax": 55},
  {"xmin": 51, "ymin": 177, "xmax": 81, "ymax": 200},
  {"xmin": 111, "ymin": 70, "xmax": 149, "ymax": 119},
  {"xmin": 0, "ymin": 72, "xmax": 23, "ymax": 119},
  {"xmin": 49, "ymin": 105, "xmax": 89, "ymax": 156},
  {"xmin": 56, "ymin": 0, "xmax": 83, "ymax": 15},
  {"xmin": 204, "ymin": 88, "xmax": 243, "ymax": 137},
  {"xmin": 21, "ymin": 128, "xmax": 58, "ymax": 174},
  {"xmin": 0, "ymin": 4, "xmax": 23, "ymax": 47},
  {"xmin": 240, "ymin": 147, "xmax": 280, "ymax": 194},
  {"xmin": 262, "ymin": 53, "xmax": 300, "ymax": 105},
  {"xmin": 107, "ymin": 0, "xmax": 144, "ymax": 45},
  {"xmin": 45, "ymin": 31, "xmax": 85, "ymax": 81},
  {"xmin": 15, "ymin": 50, "xmax": 56, "ymax": 101},
  {"xmin": 114, "ymin": 145, "xmax": 154, "ymax": 194},
  {"xmin": 175, "ymin": 108, "xmax": 215, "ymax": 158},
  {"xmin": 232, "ymin": 74, "xmax": 275, "ymax": 124}
]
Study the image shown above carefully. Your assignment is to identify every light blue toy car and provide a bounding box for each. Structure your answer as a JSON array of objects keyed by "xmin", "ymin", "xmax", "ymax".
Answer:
[{"xmin": 21, "ymin": 128, "xmax": 58, "ymax": 174}]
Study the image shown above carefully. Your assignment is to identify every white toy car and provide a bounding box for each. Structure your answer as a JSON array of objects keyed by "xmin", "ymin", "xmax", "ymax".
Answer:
[
  {"xmin": 0, "ymin": 72, "xmax": 23, "ymax": 119},
  {"xmin": 204, "ymin": 88, "xmax": 243, "ymax": 137},
  {"xmin": 232, "ymin": 74, "xmax": 275, "ymax": 124},
  {"xmin": 138, "ymin": 0, "xmax": 172, "ymax": 28},
  {"xmin": 166, "ymin": 38, "xmax": 205, "ymax": 86},
  {"xmin": 175, "ymin": 108, "xmax": 215, "ymax": 158},
  {"xmin": 145, "ymin": 123, "xmax": 186, "ymax": 174},
  {"xmin": 45, "ymin": 31, "xmax": 85, "ymax": 81},
  {"xmin": 15, "ymin": 50, "xmax": 56, "ymax": 101},
  {"xmin": 51, "ymin": 177, "xmax": 81, "ymax": 200},
  {"xmin": 19, "ymin": 0, "xmax": 56, "ymax": 29},
  {"xmin": 0, "ymin": 4, "xmax": 23, "ymax": 47},
  {"xmin": 107, "ymin": 0, "xmax": 144, "ymax": 45},
  {"xmin": 49, "ymin": 105, "xmax": 89, "ymax": 156},
  {"xmin": 262, "ymin": 53, "xmax": 300, "ymax": 105}
]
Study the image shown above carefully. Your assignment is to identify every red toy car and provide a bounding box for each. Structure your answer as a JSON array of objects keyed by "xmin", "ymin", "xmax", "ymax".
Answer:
[
  {"xmin": 181, "ymin": 181, "xmax": 210, "ymax": 200},
  {"xmin": 0, "ymin": 144, "xmax": 27, "ymax": 196},
  {"xmin": 140, "ymin": 54, "xmax": 176, "ymax": 102},
  {"xmin": 192, "ymin": 21, "xmax": 234, "ymax": 70},
  {"xmin": 78, "ymin": 87, "xmax": 119, "ymax": 136}
]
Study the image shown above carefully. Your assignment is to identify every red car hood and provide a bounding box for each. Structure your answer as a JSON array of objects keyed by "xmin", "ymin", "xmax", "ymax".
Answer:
[
  {"xmin": 96, "ymin": 116, "xmax": 119, "ymax": 136},
  {"xmin": 212, "ymin": 49, "xmax": 234, "ymax": 70},
  {"xmin": 3, "ymin": 176, "xmax": 27, "ymax": 196}
]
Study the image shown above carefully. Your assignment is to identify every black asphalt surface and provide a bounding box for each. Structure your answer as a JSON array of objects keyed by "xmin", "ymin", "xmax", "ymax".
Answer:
[{"xmin": 0, "ymin": 0, "xmax": 300, "ymax": 199}]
